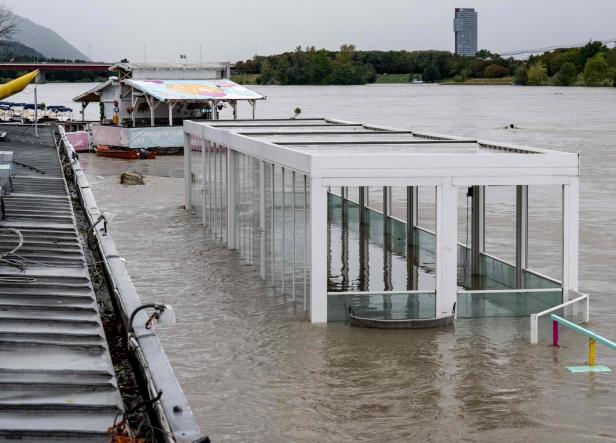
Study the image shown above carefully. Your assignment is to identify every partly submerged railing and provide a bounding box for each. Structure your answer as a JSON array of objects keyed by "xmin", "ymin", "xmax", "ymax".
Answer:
[
  {"xmin": 327, "ymin": 193, "xmax": 561, "ymax": 292},
  {"xmin": 529, "ymin": 290, "xmax": 589, "ymax": 344},
  {"xmin": 328, "ymin": 288, "xmax": 564, "ymax": 322},
  {"xmin": 550, "ymin": 313, "xmax": 614, "ymax": 373},
  {"xmin": 457, "ymin": 288, "xmax": 563, "ymax": 318},
  {"xmin": 327, "ymin": 290, "xmax": 436, "ymax": 322}
]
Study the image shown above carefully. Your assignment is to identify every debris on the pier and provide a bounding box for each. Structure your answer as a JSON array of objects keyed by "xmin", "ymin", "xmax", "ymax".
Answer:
[{"xmin": 120, "ymin": 170, "xmax": 145, "ymax": 185}]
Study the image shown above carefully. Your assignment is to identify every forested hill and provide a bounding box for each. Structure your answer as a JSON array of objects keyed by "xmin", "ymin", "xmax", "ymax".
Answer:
[
  {"xmin": 12, "ymin": 14, "xmax": 88, "ymax": 61},
  {"xmin": 0, "ymin": 40, "xmax": 44, "ymax": 61}
]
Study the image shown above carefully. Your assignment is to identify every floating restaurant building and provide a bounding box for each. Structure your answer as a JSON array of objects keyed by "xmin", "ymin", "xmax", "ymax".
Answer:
[
  {"xmin": 183, "ymin": 118, "xmax": 580, "ymax": 324},
  {"xmin": 73, "ymin": 63, "xmax": 264, "ymax": 151}
]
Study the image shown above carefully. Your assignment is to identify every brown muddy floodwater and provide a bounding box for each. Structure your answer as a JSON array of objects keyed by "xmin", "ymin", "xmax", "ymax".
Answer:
[{"xmin": 76, "ymin": 84, "xmax": 616, "ymax": 442}]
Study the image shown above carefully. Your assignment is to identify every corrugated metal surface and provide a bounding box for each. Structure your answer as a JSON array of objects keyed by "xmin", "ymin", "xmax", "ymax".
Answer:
[{"xmin": 0, "ymin": 126, "xmax": 123, "ymax": 440}]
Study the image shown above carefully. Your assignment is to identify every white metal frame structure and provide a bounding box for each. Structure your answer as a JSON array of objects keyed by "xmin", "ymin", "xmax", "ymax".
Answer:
[{"xmin": 184, "ymin": 118, "xmax": 580, "ymax": 324}]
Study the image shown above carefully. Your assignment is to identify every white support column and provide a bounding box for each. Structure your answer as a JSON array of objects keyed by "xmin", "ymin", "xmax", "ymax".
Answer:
[
  {"xmin": 471, "ymin": 185, "xmax": 485, "ymax": 275},
  {"xmin": 201, "ymin": 140, "xmax": 207, "ymax": 225},
  {"xmin": 168, "ymin": 101, "xmax": 176, "ymax": 126},
  {"xmin": 359, "ymin": 187, "xmax": 368, "ymax": 225},
  {"xmin": 310, "ymin": 178, "xmax": 328, "ymax": 323},
  {"xmin": 406, "ymin": 186, "xmax": 418, "ymax": 247},
  {"xmin": 227, "ymin": 149, "xmax": 237, "ymax": 249},
  {"xmin": 383, "ymin": 186, "xmax": 392, "ymax": 237},
  {"xmin": 144, "ymin": 95, "xmax": 160, "ymax": 127},
  {"xmin": 562, "ymin": 178, "xmax": 580, "ymax": 301},
  {"xmin": 303, "ymin": 175, "xmax": 308, "ymax": 311},
  {"xmin": 208, "ymin": 141, "xmax": 212, "ymax": 229},
  {"xmin": 231, "ymin": 100, "xmax": 238, "ymax": 120},
  {"xmin": 516, "ymin": 185, "xmax": 529, "ymax": 289},
  {"xmin": 435, "ymin": 182, "xmax": 458, "ymax": 318},
  {"xmin": 271, "ymin": 164, "xmax": 275, "ymax": 282},
  {"xmin": 130, "ymin": 87, "xmax": 136, "ymax": 127},
  {"xmin": 281, "ymin": 168, "xmax": 286, "ymax": 295},
  {"xmin": 219, "ymin": 146, "xmax": 224, "ymax": 239},
  {"xmin": 259, "ymin": 161, "xmax": 266, "ymax": 279},
  {"xmin": 183, "ymin": 132, "xmax": 192, "ymax": 209},
  {"xmin": 292, "ymin": 171, "xmax": 296, "ymax": 301}
]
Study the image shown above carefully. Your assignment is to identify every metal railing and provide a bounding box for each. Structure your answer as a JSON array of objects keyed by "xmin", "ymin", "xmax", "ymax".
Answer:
[
  {"xmin": 529, "ymin": 290, "xmax": 589, "ymax": 344},
  {"xmin": 59, "ymin": 126, "xmax": 206, "ymax": 442},
  {"xmin": 458, "ymin": 288, "xmax": 560, "ymax": 295},
  {"xmin": 327, "ymin": 289, "xmax": 435, "ymax": 296},
  {"xmin": 550, "ymin": 314, "xmax": 615, "ymax": 372}
]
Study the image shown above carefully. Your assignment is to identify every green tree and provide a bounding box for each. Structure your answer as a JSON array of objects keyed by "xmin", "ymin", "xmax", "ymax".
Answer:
[
  {"xmin": 555, "ymin": 62, "xmax": 578, "ymax": 86},
  {"xmin": 258, "ymin": 59, "xmax": 275, "ymax": 84},
  {"xmin": 484, "ymin": 64, "xmax": 508, "ymax": 78},
  {"xmin": 422, "ymin": 64, "xmax": 441, "ymax": 83},
  {"xmin": 336, "ymin": 44, "xmax": 355, "ymax": 65},
  {"xmin": 476, "ymin": 49, "xmax": 496, "ymax": 60},
  {"xmin": 527, "ymin": 63, "xmax": 548, "ymax": 85},
  {"xmin": 577, "ymin": 41, "xmax": 605, "ymax": 70},
  {"xmin": 307, "ymin": 50, "xmax": 332, "ymax": 84},
  {"xmin": 513, "ymin": 66, "xmax": 528, "ymax": 85},
  {"xmin": 584, "ymin": 53, "xmax": 608, "ymax": 86}
]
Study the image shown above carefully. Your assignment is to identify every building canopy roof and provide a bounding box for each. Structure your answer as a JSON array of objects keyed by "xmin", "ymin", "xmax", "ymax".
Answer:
[
  {"xmin": 109, "ymin": 62, "xmax": 229, "ymax": 75},
  {"xmin": 125, "ymin": 79, "xmax": 265, "ymax": 102},
  {"xmin": 72, "ymin": 79, "xmax": 112, "ymax": 103}
]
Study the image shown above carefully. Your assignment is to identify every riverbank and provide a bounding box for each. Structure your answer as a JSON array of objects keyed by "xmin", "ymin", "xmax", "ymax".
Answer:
[
  {"xmin": 231, "ymin": 73, "xmax": 616, "ymax": 87},
  {"xmin": 231, "ymin": 73, "xmax": 516, "ymax": 86}
]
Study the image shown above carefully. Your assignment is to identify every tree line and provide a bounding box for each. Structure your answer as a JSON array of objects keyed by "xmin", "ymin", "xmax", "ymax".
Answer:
[{"xmin": 234, "ymin": 42, "xmax": 616, "ymax": 87}]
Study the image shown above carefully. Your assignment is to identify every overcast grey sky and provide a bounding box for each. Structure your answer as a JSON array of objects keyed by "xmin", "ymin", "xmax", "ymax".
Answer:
[{"xmin": 4, "ymin": 0, "xmax": 616, "ymax": 63}]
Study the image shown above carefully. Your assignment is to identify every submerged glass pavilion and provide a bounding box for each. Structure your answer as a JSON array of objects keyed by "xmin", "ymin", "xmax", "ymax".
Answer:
[{"xmin": 184, "ymin": 118, "xmax": 580, "ymax": 324}]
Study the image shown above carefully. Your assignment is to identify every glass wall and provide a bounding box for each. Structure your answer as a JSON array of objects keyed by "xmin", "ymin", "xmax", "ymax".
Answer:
[
  {"xmin": 189, "ymin": 135, "xmax": 203, "ymax": 223},
  {"xmin": 189, "ymin": 145, "xmax": 566, "ymax": 322},
  {"xmin": 191, "ymin": 137, "xmax": 312, "ymax": 313}
]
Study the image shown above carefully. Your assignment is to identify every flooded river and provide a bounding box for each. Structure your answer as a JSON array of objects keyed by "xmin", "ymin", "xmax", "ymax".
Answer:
[{"xmin": 63, "ymin": 83, "xmax": 616, "ymax": 441}]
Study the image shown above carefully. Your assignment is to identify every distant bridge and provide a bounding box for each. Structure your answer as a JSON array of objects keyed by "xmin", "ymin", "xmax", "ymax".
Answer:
[{"xmin": 0, "ymin": 62, "xmax": 112, "ymax": 82}]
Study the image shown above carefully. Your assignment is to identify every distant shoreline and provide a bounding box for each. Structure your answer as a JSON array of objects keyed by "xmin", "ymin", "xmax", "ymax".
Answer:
[{"xmin": 231, "ymin": 74, "xmax": 615, "ymax": 87}]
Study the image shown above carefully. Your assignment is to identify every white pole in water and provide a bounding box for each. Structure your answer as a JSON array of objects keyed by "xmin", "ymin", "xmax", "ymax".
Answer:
[{"xmin": 34, "ymin": 84, "xmax": 38, "ymax": 137}]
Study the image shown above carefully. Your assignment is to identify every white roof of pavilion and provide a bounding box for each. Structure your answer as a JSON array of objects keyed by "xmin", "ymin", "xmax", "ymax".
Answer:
[{"xmin": 184, "ymin": 118, "xmax": 579, "ymax": 186}]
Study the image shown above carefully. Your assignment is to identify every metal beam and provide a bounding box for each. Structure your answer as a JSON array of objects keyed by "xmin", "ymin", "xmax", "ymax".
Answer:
[
  {"xmin": 562, "ymin": 179, "xmax": 580, "ymax": 301},
  {"xmin": 310, "ymin": 178, "xmax": 328, "ymax": 323},
  {"xmin": 406, "ymin": 186, "xmax": 418, "ymax": 247},
  {"xmin": 359, "ymin": 186, "xmax": 368, "ymax": 225},
  {"xmin": 436, "ymin": 183, "xmax": 458, "ymax": 317},
  {"xmin": 516, "ymin": 185, "xmax": 528, "ymax": 288},
  {"xmin": 471, "ymin": 185, "xmax": 485, "ymax": 275},
  {"xmin": 383, "ymin": 186, "xmax": 392, "ymax": 238},
  {"xmin": 183, "ymin": 133, "xmax": 191, "ymax": 209},
  {"xmin": 259, "ymin": 161, "xmax": 266, "ymax": 278},
  {"xmin": 227, "ymin": 149, "xmax": 237, "ymax": 249}
]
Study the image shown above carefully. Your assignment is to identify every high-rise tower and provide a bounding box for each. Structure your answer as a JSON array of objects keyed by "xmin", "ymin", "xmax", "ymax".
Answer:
[{"xmin": 454, "ymin": 8, "xmax": 478, "ymax": 56}]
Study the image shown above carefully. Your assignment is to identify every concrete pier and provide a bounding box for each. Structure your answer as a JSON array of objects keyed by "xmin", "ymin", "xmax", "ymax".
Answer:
[{"xmin": 0, "ymin": 126, "xmax": 123, "ymax": 440}]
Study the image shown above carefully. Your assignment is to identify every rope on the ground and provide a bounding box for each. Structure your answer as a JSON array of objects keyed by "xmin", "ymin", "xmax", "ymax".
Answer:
[
  {"xmin": 0, "ymin": 227, "xmax": 25, "ymax": 269},
  {"xmin": 0, "ymin": 228, "xmax": 24, "ymax": 258}
]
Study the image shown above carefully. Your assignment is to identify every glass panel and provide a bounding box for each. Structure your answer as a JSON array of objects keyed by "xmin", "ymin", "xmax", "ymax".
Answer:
[
  {"xmin": 327, "ymin": 292, "xmax": 436, "ymax": 322},
  {"xmin": 456, "ymin": 289, "xmax": 562, "ymax": 318},
  {"xmin": 263, "ymin": 162, "xmax": 273, "ymax": 283},
  {"xmin": 189, "ymin": 135, "xmax": 203, "ymax": 221}
]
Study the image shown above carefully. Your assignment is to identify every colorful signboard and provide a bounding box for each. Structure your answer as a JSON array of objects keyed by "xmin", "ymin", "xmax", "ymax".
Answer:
[{"xmin": 126, "ymin": 79, "xmax": 265, "ymax": 102}]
